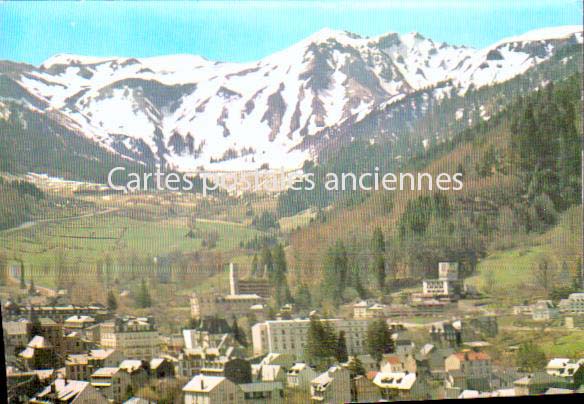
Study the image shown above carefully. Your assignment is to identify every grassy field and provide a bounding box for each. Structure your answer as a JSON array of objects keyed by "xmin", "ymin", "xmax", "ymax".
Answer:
[
  {"xmin": 466, "ymin": 206, "xmax": 582, "ymax": 304},
  {"xmin": 0, "ymin": 212, "xmax": 264, "ymax": 270},
  {"xmin": 539, "ymin": 331, "xmax": 584, "ymax": 357},
  {"xmin": 466, "ymin": 245, "xmax": 549, "ymax": 303},
  {"xmin": 278, "ymin": 208, "xmax": 317, "ymax": 232}
]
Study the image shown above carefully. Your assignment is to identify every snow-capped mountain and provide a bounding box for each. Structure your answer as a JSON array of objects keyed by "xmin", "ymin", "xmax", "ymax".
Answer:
[{"xmin": 2, "ymin": 26, "xmax": 582, "ymax": 172}]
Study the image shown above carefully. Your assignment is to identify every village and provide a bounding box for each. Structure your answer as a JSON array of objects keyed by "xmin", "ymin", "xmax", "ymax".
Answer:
[{"xmin": 3, "ymin": 261, "xmax": 584, "ymax": 403}]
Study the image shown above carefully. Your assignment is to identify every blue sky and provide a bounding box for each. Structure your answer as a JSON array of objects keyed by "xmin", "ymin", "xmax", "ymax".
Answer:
[{"xmin": 0, "ymin": 1, "xmax": 582, "ymax": 65}]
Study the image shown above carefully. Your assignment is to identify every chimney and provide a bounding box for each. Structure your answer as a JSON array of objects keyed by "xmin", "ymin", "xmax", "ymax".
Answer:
[
  {"xmin": 229, "ymin": 263, "xmax": 239, "ymax": 295},
  {"xmin": 201, "ymin": 378, "xmax": 205, "ymax": 390}
]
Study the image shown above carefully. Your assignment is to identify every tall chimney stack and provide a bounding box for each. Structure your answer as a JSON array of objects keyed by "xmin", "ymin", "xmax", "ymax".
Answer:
[{"xmin": 229, "ymin": 263, "xmax": 239, "ymax": 295}]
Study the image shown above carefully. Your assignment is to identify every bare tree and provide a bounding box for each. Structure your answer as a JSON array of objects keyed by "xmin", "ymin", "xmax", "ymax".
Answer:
[{"xmin": 533, "ymin": 256, "xmax": 556, "ymax": 295}]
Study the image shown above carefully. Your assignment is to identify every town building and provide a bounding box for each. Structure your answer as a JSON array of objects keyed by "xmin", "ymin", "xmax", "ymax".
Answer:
[
  {"xmin": 100, "ymin": 316, "xmax": 160, "ymax": 360},
  {"xmin": 90, "ymin": 367, "xmax": 132, "ymax": 403},
  {"xmin": 380, "ymin": 353, "xmax": 417, "ymax": 374},
  {"xmin": 559, "ymin": 293, "xmax": 584, "ymax": 315},
  {"xmin": 287, "ymin": 363, "xmax": 319, "ymax": 390},
  {"xmin": 183, "ymin": 375, "xmax": 244, "ymax": 404},
  {"xmin": 2, "ymin": 319, "xmax": 31, "ymax": 356},
  {"xmin": 310, "ymin": 366, "xmax": 351, "ymax": 404},
  {"xmin": 150, "ymin": 357, "xmax": 176, "ymax": 379},
  {"xmin": 88, "ymin": 348, "xmax": 124, "ymax": 369},
  {"xmin": 416, "ymin": 344, "xmax": 454, "ymax": 379},
  {"xmin": 351, "ymin": 374, "xmax": 381, "ymax": 402},
  {"xmin": 30, "ymin": 378, "xmax": 109, "ymax": 404},
  {"xmin": 545, "ymin": 358, "xmax": 584, "ymax": 385},
  {"xmin": 352, "ymin": 300, "xmax": 390, "ymax": 319},
  {"xmin": 64, "ymin": 315, "xmax": 96, "ymax": 331},
  {"xmin": 35, "ymin": 317, "xmax": 65, "ymax": 359},
  {"xmin": 19, "ymin": 335, "xmax": 56, "ymax": 370},
  {"xmin": 346, "ymin": 355, "xmax": 379, "ymax": 374},
  {"xmin": 513, "ymin": 372, "xmax": 573, "ymax": 396},
  {"xmin": 259, "ymin": 353, "xmax": 296, "ymax": 370},
  {"xmin": 191, "ymin": 264, "xmax": 268, "ymax": 320},
  {"xmin": 564, "ymin": 315, "xmax": 584, "ymax": 329},
  {"xmin": 252, "ymin": 363, "xmax": 286, "ymax": 383},
  {"xmin": 2, "ymin": 303, "xmax": 111, "ymax": 323},
  {"xmin": 251, "ymin": 318, "xmax": 370, "ymax": 357},
  {"xmin": 239, "ymin": 381, "xmax": 284, "ymax": 403},
  {"xmin": 372, "ymin": 371, "xmax": 428, "ymax": 401},
  {"xmin": 531, "ymin": 300, "xmax": 559, "ymax": 321},
  {"xmin": 66, "ymin": 354, "xmax": 91, "ymax": 381},
  {"xmin": 191, "ymin": 293, "xmax": 265, "ymax": 320},
  {"xmin": 444, "ymin": 351, "xmax": 492, "ymax": 392},
  {"xmin": 63, "ymin": 331, "xmax": 91, "ymax": 355},
  {"xmin": 119, "ymin": 359, "xmax": 149, "ymax": 392},
  {"xmin": 6, "ymin": 367, "xmax": 54, "ymax": 403},
  {"xmin": 421, "ymin": 262, "xmax": 463, "ymax": 301}
]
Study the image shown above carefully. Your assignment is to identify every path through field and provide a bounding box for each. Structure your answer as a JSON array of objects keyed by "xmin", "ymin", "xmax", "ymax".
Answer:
[{"xmin": 1, "ymin": 208, "xmax": 121, "ymax": 235}]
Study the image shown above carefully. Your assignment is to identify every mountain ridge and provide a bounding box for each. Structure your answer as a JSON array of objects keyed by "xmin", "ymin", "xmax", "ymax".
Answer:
[{"xmin": 0, "ymin": 25, "xmax": 581, "ymax": 174}]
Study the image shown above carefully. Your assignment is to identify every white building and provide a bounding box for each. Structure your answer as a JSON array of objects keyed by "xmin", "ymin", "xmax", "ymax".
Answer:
[
  {"xmin": 310, "ymin": 366, "xmax": 351, "ymax": 404},
  {"xmin": 183, "ymin": 375, "xmax": 243, "ymax": 404},
  {"xmin": 90, "ymin": 367, "xmax": 132, "ymax": 403},
  {"xmin": 353, "ymin": 301, "xmax": 389, "ymax": 319},
  {"xmin": 531, "ymin": 300, "xmax": 559, "ymax": 321},
  {"xmin": 191, "ymin": 264, "xmax": 266, "ymax": 320},
  {"xmin": 31, "ymin": 378, "xmax": 108, "ymax": 404},
  {"xmin": 287, "ymin": 363, "xmax": 319, "ymax": 390},
  {"xmin": 100, "ymin": 316, "xmax": 160, "ymax": 360},
  {"xmin": 422, "ymin": 262, "xmax": 463, "ymax": 300},
  {"xmin": 559, "ymin": 293, "xmax": 584, "ymax": 314},
  {"xmin": 251, "ymin": 318, "xmax": 370, "ymax": 357},
  {"xmin": 239, "ymin": 381, "xmax": 284, "ymax": 403},
  {"xmin": 373, "ymin": 371, "xmax": 418, "ymax": 400},
  {"xmin": 545, "ymin": 358, "xmax": 584, "ymax": 381}
]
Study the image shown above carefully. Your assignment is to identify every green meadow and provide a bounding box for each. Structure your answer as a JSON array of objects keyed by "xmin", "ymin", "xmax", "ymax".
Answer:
[{"xmin": 0, "ymin": 212, "xmax": 263, "ymax": 271}]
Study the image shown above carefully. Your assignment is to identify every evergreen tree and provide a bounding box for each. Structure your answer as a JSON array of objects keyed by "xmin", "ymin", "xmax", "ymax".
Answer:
[
  {"xmin": 516, "ymin": 341, "xmax": 546, "ymax": 372},
  {"xmin": 251, "ymin": 253, "xmax": 260, "ymax": 277},
  {"xmin": 232, "ymin": 317, "xmax": 247, "ymax": 347},
  {"xmin": 335, "ymin": 331, "xmax": 349, "ymax": 363},
  {"xmin": 305, "ymin": 317, "xmax": 337, "ymax": 368},
  {"xmin": 347, "ymin": 356, "xmax": 366, "ymax": 377},
  {"xmin": 306, "ymin": 317, "xmax": 326, "ymax": 364},
  {"xmin": 295, "ymin": 284, "xmax": 312, "ymax": 312},
  {"xmin": 19, "ymin": 260, "xmax": 26, "ymax": 289},
  {"xmin": 322, "ymin": 241, "xmax": 348, "ymax": 303},
  {"xmin": 272, "ymin": 243, "xmax": 292, "ymax": 307},
  {"xmin": 366, "ymin": 319, "xmax": 394, "ymax": 362},
  {"xmin": 136, "ymin": 279, "xmax": 152, "ymax": 308},
  {"xmin": 0, "ymin": 252, "xmax": 6, "ymax": 286},
  {"xmin": 372, "ymin": 227, "xmax": 386, "ymax": 289},
  {"xmin": 30, "ymin": 313, "xmax": 42, "ymax": 337},
  {"xmin": 260, "ymin": 243, "xmax": 273, "ymax": 277},
  {"xmin": 107, "ymin": 290, "xmax": 118, "ymax": 311}
]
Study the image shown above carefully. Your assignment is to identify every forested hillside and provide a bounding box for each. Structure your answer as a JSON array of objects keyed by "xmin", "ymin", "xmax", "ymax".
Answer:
[{"xmin": 285, "ymin": 74, "xmax": 582, "ymax": 306}]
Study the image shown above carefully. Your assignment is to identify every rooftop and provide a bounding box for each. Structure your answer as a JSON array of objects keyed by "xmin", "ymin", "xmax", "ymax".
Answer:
[
  {"xmin": 373, "ymin": 371, "xmax": 417, "ymax": 390},
  {"xmin": 183, "ymin": 375, "xmax": 226, "ymax": 393},
  {"xmin": 35, "ymin": 379, "xmax": 90, "ymax": 401},
  {"xmin": 453, "ymin": 351, "xmax": 491, "ymax": 362},
  {"xmin": 91, "ymin": 367, "xmax": 120, "ymax": 378}
]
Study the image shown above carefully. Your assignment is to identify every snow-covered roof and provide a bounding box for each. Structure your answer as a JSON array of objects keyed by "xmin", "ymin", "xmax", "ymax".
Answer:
[
  {"xmin": 35, "ymin": 379, "xmax": 90, "ymax": 401},
  {"xmin": 91, "ymin": 367, "xmax": 120, "ymax": 378},
  {"xmin": 373, "ymin": 371, "xmax": 417, "ymax": 390},
  {"xmin": 119, "ymin": 360, "xmax": 143, "ymax": 373},
  {"xmin": 182, "ymin": 375, "xmax": 226, "ymax": 393}
]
